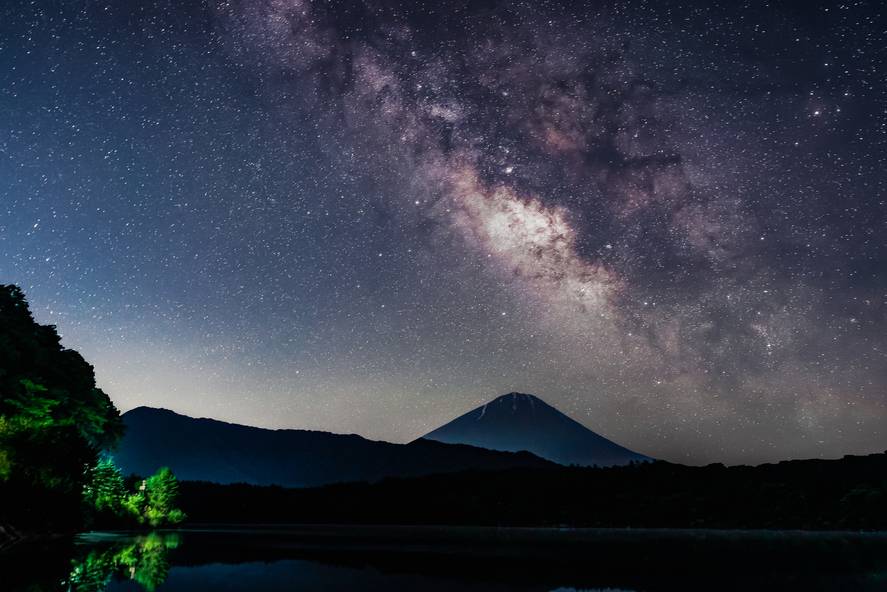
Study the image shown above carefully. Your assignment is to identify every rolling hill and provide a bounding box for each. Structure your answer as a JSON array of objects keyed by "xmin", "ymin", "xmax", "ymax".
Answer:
[{"xmin": 115, "ymin": 406, "xmax": 555, "ymax": 487}]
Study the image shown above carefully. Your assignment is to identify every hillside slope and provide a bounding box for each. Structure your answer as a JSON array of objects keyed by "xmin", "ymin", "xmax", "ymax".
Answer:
[{"xmin": 115, "ymin": 406, "xmax": 555, "ymax": 487}]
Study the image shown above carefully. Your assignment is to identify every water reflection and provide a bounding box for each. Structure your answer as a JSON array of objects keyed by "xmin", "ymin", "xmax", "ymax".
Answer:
[
  {"xmin": 551, "ymin": 589, "xmax": 627, "ymax": 592},
  {"xmin": 1, "ymin": 526, "xmax": 886, "ymax": 592},
  {"xmin": 70, "ymin": 532, "xmax": 180, "ymax": 591}
]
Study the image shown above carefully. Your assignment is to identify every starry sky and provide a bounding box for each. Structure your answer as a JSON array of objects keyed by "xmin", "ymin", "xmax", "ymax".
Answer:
[{"xmin": 2, "ymin": 0, "xmax": 885, "ymax": 465}]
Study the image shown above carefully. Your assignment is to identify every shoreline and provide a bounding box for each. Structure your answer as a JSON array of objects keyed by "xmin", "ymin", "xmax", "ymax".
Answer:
[
  {"xmin": 0, "ymin": 524, "xmax": 70, "ymax": 551},
  {"xmin": 80, "ymin": 523, "xmax": 887, "ymax": 541}
]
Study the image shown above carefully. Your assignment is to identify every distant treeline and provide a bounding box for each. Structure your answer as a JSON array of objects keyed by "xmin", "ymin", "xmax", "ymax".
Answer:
[{"xmin": 179, "ymin": 452, "xmax": 887, "ymax": 530}]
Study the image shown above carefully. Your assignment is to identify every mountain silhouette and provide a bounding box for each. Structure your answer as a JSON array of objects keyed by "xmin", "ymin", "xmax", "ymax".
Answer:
[
  {"xmin": 420, "ymin": 392, "xmax": 653, "ymax": 467},
  {"xmin": 115, "ymin": 407, "xmax": 555, "ymax": 487}
]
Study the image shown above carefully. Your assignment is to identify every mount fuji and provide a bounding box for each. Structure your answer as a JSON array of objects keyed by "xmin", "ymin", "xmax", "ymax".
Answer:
[{"xmin": 420, "ymin": 392, "xmax": 653, "ymax": 467}]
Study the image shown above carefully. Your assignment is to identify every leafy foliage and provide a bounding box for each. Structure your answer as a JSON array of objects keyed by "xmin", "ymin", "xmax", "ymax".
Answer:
[
  {"xmin": 0, "ymin": 285, "xmax": 124, "ymax": 451},
  {"xmin": 83, "ymin": 459, "xmax": 187, "ymax": 529},
  {"xmin": 0, "ymin": 418, "xmax": 98, "ymax": 531},
  {"xmin": 0, "ymin": 285, "xmax": 124, "ymax": 532},
  {"xmin": 143, "ymin": 467, "xmax": 186, "ymax": 527},
  {"xmin": 84, "ymin": 459, "xmax": 127, "ymax": 513},
  {"xmin": 82, "ymin": 457, "xmax": 138, "ymax": 529}
]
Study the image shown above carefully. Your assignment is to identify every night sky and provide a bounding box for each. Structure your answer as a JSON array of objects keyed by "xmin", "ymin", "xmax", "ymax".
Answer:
[{"xmin": 2, "ymin": 0, "xmax": 885, "ymax": 465}]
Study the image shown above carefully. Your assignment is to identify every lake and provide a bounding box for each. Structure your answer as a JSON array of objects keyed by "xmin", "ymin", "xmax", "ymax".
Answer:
[{"xmin": 2, "ymin": 525, "xmax": 886, "ymax": 591}]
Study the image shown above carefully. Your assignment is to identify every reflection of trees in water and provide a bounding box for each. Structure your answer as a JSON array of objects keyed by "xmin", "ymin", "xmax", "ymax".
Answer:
[
  {"xmin": 2, "ymin": 527, "xmax": 885, "ymax": 592},
  {"xmin": 68, "ymin": 532, "xmax": 180, "ymax": 592}
]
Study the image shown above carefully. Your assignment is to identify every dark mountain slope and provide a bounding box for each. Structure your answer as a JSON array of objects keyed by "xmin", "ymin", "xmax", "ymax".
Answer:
[
  {"xmin": 115, "ymin": 406, "xmax": 555, "ymax": 487},
  {"xmin": 420, "ymin": 392, "xmax": 653, "ymax": 467}
]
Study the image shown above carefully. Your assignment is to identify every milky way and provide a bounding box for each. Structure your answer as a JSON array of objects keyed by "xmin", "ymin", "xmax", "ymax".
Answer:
[{"xmin": 2, "ymin": 0, "xmax": 885, "ymax": 464}]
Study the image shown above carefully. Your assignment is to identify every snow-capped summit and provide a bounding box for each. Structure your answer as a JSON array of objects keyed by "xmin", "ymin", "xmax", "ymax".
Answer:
[{"xmin": 420, "ymin": 392, "xmax": 653, "ymax": 467}]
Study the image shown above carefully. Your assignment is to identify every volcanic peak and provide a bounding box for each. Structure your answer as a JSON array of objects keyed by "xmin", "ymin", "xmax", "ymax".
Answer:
[{"xmin": 420, "ymin": 392, "xmax": 653, "ymax": 467}]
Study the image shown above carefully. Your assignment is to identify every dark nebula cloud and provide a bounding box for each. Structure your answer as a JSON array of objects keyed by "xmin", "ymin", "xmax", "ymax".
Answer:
[{"xmin": 2, "ymin": 0, "xmax": 885, "ymax": 464}]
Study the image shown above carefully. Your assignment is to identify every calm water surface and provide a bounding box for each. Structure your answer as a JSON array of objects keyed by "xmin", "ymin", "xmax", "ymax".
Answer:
[{"xmin": 3, "ymin": 525, "xmax": 886, "ymax": 591}]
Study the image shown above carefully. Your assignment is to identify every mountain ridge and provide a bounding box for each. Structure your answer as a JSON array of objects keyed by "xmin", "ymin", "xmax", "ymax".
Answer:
[{"xmin": 115, "ymin": 406, "xmax": 556, "ymax": 487}]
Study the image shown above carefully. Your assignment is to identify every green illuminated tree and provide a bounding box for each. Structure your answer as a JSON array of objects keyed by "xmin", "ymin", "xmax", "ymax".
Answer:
[
  {"xmin": 144, "ymin": 467, "xmax": 186, "ymax": 527},
  {"xmin": 0, "ymin": 285, "xmax": 124, "ymax": 450},
  {"xmin": 83, "ymin": 457, "xmax": 144, "ymax": 528},
  {"xmin": 0, "ymin": 285, "xmax": 125, "ymax": 532}
]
